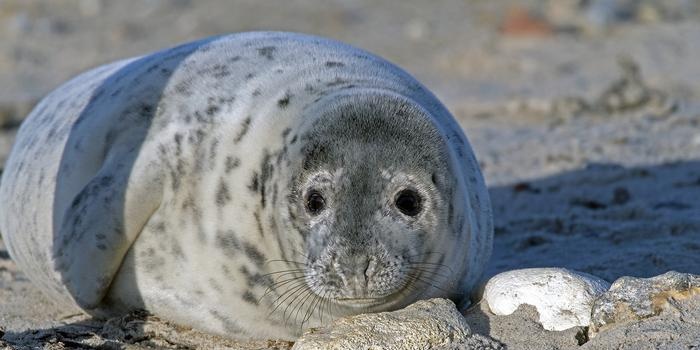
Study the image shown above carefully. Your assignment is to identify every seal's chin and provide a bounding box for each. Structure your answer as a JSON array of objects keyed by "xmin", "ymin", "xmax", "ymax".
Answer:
[
  {"xmin": 323, "ymin": 278, "xmax": 418, "ymax": 310},
  {"xmin": 333, "ymin": 297, "xmax": 387, "ymax": 308}
]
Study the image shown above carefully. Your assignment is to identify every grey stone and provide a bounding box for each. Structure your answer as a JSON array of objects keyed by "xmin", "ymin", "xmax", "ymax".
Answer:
[
  {"xmin": 292, "ymin": 298, "xmax": 503, "ymax": 350},
  {"xmin": 583, "ymin": 271, "xmax": 700, "ymax": 349},
  {"xmin": 590, "ymin": 271, "xmax": 700, "ymax": 334}
]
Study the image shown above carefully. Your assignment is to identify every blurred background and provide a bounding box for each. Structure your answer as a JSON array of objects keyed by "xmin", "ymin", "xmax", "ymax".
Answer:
[
  {"xmin": 2, "ymin": 0, "xmax": 700, "ymax": 296},
  {"xmin": 1, "ymin": 0, "xmax": 699, "ymax": 184}
]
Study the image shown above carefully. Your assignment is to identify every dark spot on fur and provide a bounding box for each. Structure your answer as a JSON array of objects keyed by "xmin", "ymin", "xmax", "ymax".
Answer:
[
  {"xmin": 325, "ymin": 61, "xmax": 345, "ymax": 68},
  {"xmin": 257, "ymin": 46, "xmax": 276, "ymax": 60},
  {"xmin": 253, "ymin": 212, "xmax": 265, "ymax": 238},
  {"xmin": 209, "ymin": 309, "xmax": 244, "ymax": 334},
  {"xmin": 188, "ymin": 129, "xmax": 205, "ymax": 146},
  {"xmin": 245, "ymin": 73, "xmax": 256, "ymax": 80},
  {"xmin": 217, "ymin": 229, "xmax": 240, "ymax": 257},
  {"xmin": 206, "ymin": 105, "xmax": 220, "ymax": 116},
  {"xmin": 259, "ymin": 151, "xmax": 273, "ymax": 208},
  {"xmin": 249, "ymin": 172, "xmax": 259, "ymax": 193},
  {"xmin": 282, "ymin": 128, "xmax": 292, "ymax": 137},
  {"xmin": 175, "ymin": 81, "xmax": 192, "ymax": 96},
  {"xmin": 277, "ymin": 92, "xmax": 292, "ymax": 109},
  {"xmin": 233, "ymin": 117, "xmax": 251, "ymax": 143},
  {"xmin": 209, "ymin": 139, "xmax": 220, "ymax": 167},
  {"xmin": 211, "ymin": 64, "xmax": 231, "ymax": 78},
  {"xmin": 174, "ymin": 133, "xmax": 183, "ymax": 156},
  {"xmin": 216, "ymin": 179, "xmax": 231, "ymax": 206},
  {"xmin": 171, "ymin": 241, "xmax": 185, "ymax": 259},
  {"xmin": 153, "ymin": 222, "xmax": 166, "ymax": 234},
  {"xmin": 239, "ymin": 266, "xmax": 273, "ymax": 289},
  {"xmin": 252, "ymin": 89, "xmax": 261, "ymax": 97},
  {"xmin": 218, "ymin": 96, "xmax": 236, "ymax": 105},
  {"xmin": 225, "ymin": 156, "xmax": 240, "ymax": 173},
  {"xmin": 242, "ymin": 290, "xmax": 259, "ymax": 305}
]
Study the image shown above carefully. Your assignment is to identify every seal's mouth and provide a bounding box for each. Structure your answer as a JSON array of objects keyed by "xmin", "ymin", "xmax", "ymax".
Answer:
[
  {"xmin": 327, "ymin": 274, "xmax": 420, "ymax": 309},
  {"xmin": 333, "ymin": 297, "xmax": 385, "ymax": 307}
]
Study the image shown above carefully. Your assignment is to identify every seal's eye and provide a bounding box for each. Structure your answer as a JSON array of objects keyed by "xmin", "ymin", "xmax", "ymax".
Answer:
[
  {"xmin": 306, "ymin": 191, "xmax": 325, "ymax": 214},
  {"xmin": 395, "ymin": 189, "xmax": 422, "ymax": 216}
]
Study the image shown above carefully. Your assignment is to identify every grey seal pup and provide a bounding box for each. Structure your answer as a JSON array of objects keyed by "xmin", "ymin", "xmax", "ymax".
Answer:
[{"xmin": 0, "ymin": 31, "xmax": 492, "ymax": 339}]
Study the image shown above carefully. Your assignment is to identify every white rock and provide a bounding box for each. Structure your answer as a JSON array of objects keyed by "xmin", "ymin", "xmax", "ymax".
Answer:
[{"xmin": 483, "ymin": 268, "xmax": 610, "ymax": 331}]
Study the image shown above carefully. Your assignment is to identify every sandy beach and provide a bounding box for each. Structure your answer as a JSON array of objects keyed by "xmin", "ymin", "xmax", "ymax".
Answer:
[{"xmin": 1, "ymin": 1, "xmax": 700, "ymax": 348}]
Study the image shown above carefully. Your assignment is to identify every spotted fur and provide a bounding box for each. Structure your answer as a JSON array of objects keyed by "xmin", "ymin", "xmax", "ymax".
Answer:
[{"xmin": 0, "ymin": 31, "xmax": 492, "ymax": 340}]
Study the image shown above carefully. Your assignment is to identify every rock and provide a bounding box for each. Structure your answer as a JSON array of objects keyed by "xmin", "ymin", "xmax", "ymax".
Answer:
[
  {"xmin": 482, "ymin": 268, "xmax": 610, "ymax": 331},
  {"xmin": 594, "ymin": 57, "xmax": 663, "ymax": 114},
  {"xmin": 589, "ymin": 271, "xmax": 700, "ymax": 334},
  {"xmin": 292, "ymin": 298, "xmax": 503, "ymax": 350}
]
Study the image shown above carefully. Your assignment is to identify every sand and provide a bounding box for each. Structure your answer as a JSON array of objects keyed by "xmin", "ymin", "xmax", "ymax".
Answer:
[{"xmin": 1, "ymin": 0, "xmax": 700, "ymax": 348}]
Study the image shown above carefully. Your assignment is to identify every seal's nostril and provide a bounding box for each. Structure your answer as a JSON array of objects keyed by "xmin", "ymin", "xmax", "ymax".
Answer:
[{"xmin": 364, "ymin": 256, "xmax": 377, "ymax": 281}]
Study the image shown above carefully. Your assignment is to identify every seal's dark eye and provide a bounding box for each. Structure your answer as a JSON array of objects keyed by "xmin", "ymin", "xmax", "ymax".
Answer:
[
  {"xmin": 395, "ymin": 189, "xmax": 422, "ymax": 216},
  {"xmin": 306, "ymin": 191, "xmax": 325, "ymax": 214}
]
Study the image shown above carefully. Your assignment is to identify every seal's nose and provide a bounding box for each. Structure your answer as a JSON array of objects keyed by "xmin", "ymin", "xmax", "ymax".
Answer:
[{"xmin": 335, "ymin": 255, "xmax": 378, "ymax": 296}]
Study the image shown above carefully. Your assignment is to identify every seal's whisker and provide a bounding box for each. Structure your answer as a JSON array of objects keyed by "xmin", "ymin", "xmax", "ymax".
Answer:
[
  {"xmin": 281, "ymin": 283, "xmax": 313, "ymax": 325},
  {"xmin": 302, "ymin": 288, "xmax": 323, "ymax": 327},
  {"xmin": 402, "ymin": 271, "xmax": 452, "ymax": 294},
  {"xmin": 409, "ymin": 269, "xmax": 451, "ymax": 284},
  {"xmin": 409, "ymin": 268, "xmax": 452, "ymax": 279},
  {"xmin": 411, "ymin": 275, "xmax": 452, "ymax": 294},
  {"xmin": 403, "ymin": 266, "xmax": 452, "ymax": 279},
  {"xmin": 404, "ymin": 251, "xmax": 445, "ymax": 258},
  {"xmin": 282, "ymin": 288, "xmax": 309, "ymax": 328},
  {"xmin": 271, "ymin": 273, "xmax": 307, "ymax": 285},
  {"xmin": 265, "ymin": 259, "xmax": 306, "ymax": 266},
  {"xmin": 268, "ymin": 281, "xmax": 308, "ymax": 318},
  {"xmin": 292, "ymin": 289, "xmax": 315, "ymax": 328},
  {"xmin": 289, "ymin": 247, "xmax": 311, "ymax": 261},
  {"xmin": 260, "ymin": 268, "xmax": 305, "ymax": 278},
  {"xmin": 305, "ymin": 292, "xmax": 322, "ymax": 327},
  {"xmin": 318, "ymin": 289, "xmax": 329, "ymax": 323},
  {"xmin": 260, "ymin": 275, "xmax": 307, "ymax": 301},
  {"xmin": 267, "ymin": 279, "xmax": 307, "ymax": 307},
  {"xmin": 408, "ymin": 261, "xmax": 455, "ymax": 274},
  {"xmin": 323, "ymin": 288, "xmax": 335, "ymax": 322}
]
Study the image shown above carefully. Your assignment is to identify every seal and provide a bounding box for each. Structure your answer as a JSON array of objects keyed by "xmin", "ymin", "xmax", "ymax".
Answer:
[{"xmin": 0, "ymin": 31, "xmax": 493, "ymax": 339}]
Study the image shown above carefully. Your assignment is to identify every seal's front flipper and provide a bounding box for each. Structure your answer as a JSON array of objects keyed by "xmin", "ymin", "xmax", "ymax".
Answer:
[{"xmin": 53, "ymin": 154, "xmax": 162, "ymax": 309}]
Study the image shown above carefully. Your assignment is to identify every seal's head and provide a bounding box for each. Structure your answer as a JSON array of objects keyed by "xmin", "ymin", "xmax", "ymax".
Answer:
[{"xmin": 278, "ymin": 91, "xmax": 473, "ymax": 315}]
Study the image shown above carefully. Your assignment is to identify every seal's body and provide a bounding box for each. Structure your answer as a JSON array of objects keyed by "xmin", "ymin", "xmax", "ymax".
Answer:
[{"xmin": 0, "ymin": 32, "xmax": 492, "ymax": 339}]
